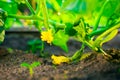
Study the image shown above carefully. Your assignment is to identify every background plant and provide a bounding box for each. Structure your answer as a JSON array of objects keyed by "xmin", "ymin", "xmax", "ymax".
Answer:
[
  {"xmin": 21, "ymin": 61, "xmax": 41, "ymax": 79},
  {"xmin": 27, "ymin": 39, "xmax": 44, "ymax": 53}
]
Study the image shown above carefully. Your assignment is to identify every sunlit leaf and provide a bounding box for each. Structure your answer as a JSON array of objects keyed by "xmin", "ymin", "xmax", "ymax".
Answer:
[
  {"xmin": 82, "ymin": 0, "xmax": 120, "ymax": 27},
  {"xmin": 21, "ymin": 62, "xmax": 30, "ymax": 68},
  {"xmin": 14, "ymin": 0, "xmax": 25, "ymax": 4},
  {"xmin": 59, "ymin": 12, "xmax": 76, "ymax": 23},
  {"xmin": 61, "ymin": 0, "xmax": 86, "ymax": 13},
  {"xmin": 31, "ymin": 62, "xmax": 41, "ymax": 68},
  {"xmin": 102, "ymin": 0, "xmax": 119, "ymax": 17},
  {"xmin": 0, "ymin": 0, "xmax": 11, "ymax": 2},
  {"xmin": 52, "ymin": 30, "xmax": 69, "ymax": 52},
  {"xmin": 74, "ymin": 19, "xmax": 86, "ymax": 39},
  {"xmin": 47, "ymin": 0, "xmax": 61, "ymax": 11}
]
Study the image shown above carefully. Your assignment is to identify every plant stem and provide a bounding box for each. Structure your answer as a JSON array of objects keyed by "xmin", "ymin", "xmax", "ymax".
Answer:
[
  {"xmin": 29, "ymin": 67, "xmax": 33, "ymax": 79},
  {"xmin": 8, "ymin": 14, "xmax": 65, "ymax": 28},
  {"xmin": 95, "ymin": 23, "xmax": 120, "ymax": 42},
  {"xmin": 89, "ymin": 26, "xmax": 110, "ymax": 37},
  {"xmin": 41, "ymin": 0, "xmax": 49, "ymax": 30},
  {"xmin": 40, "ymin": 41, "xmax": 44, "ymax": 53},
  {"xmin": 36, "ymin": 0, "xmax": 41, "ymax": 16},
  {"xmin": 50, "ymin": 0, "xmax": 60, "ymax": 11},
  {"xmin": 93, "ymin": 0, "xmax": 109, "ymax": 31},
  {"xmin": 70, "ymin": 43, "xmax": 85, "ymax": 61},
  {"xmin": 88, "ymin": 21, "xmax": 120, "ymax": 38},
  {"xmin": 99, "ymin": 48, "xmax": 107, "ymax": 56},
  {"xmin": 99, "ymin": 48, "xmax": 112, "ymax": 58},
  {"xmin": 8, "ymin": 14, "xmax": 34, "ymax": 19},
  {"xmin": 84, "ymin": 41, "xmax": 98, "ymax": 51},
  {"xmin": 25, "ymin": 0, "xmax": 35, "ymax": 15}
]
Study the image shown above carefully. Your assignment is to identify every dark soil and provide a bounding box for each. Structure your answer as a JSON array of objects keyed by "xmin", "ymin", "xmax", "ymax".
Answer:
[{"xmin": 0, "ymin": 32, "xmax": 120, "ymax": 80}]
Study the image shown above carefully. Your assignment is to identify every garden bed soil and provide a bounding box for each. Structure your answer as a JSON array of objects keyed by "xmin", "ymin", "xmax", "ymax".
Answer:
[
  {"xmin": 0, "ymin": 31, "xmax": 120, "ymax": 80},
  {"xmin": 0, "ymin": 47, "xmax": 120, "ymax": 80}
]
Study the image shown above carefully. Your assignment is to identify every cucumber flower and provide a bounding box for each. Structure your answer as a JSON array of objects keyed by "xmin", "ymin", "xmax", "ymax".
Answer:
[
  {"xmin": 41, "ymin": 29, "xmax": 53, "ymax": 44},
  {"xmin": 51, "ymin": 55, "xmax": 70, "ymax": 65}
]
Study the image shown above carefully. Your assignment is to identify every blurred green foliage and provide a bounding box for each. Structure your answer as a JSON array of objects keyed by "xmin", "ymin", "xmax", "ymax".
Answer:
[
  {"xmin": 0, "ymin": 0, "xmax": 18, "ymax": 29},
  {"xmin": 0, "ymin": 0, "xmax": 120, "ymax": 59},
  {"xmin": 27, "ymin": 39, "xmax": 43, "ymax": 53},
  {"xmin": 0, "ymin": 0, "xmax": 120, "ymax": 29}
]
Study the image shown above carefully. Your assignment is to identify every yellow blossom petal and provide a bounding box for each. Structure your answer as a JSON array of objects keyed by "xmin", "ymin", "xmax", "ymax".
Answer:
[
  {"xmin": 51, "ymin": 55, "xmax": 70, "ymax": 65},
  {"xmin": 41, "ymin": 29, "xmax": 53, "ymax": 44}
]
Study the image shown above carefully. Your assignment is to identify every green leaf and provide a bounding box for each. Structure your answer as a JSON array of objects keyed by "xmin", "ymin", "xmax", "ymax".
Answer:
[
  {"xmin": 0, "ymin": 1, "xmax": 17, "ymax": 14},
  {"xmin": 0, "ymin": 1, "xmax": 18, "ymax": 29},
  {"xmin": 21, "ymin": 62, "xmax": 41, "ymax": 68},
  {"xmin": 21, "ymin": 62, "xmax": 30, "ymax": 68},
  {"xmin": 31, "ymin": 62, "xmax": 41, "ymax": 68},
  {"xmin": 47, "ymin": 0, "xmax": 61, "ymax": 11},
  {"xmin": 61, "ymin": 0, "xmax": 86, "ymax": 13},
  {"xmin": 13, "ymin": 0, "xmax": 25, "ymax": 4},
  {"xmin": 28, "ymin": 39, "xmax": 42, "ymax": 45},
  {"xmin": 27, "ymin": 39, "xmax": 43, "ymax": 53},
  {"xmin": 73, "ymin": 19, "xmax": 86, "ymax": 41},
  {"xmin": 65, "ymin": 23, "xmax": 76, "ymax": 36},
  {"xmin": 5, "ymin": 18, "xmax": 15, "ymax": 29},
  {"xmin": 0, "ymin": 0, "xmax": 11, "ymax": 2},
  {"xmin": 102, "ymin": 0, "xmax": 119, "ymax": 17},
  {"xmin": 56, "ymin": 0, "xmax": 62, "ymax": 6},
  {"xmin": 81, "ymin": 0, "xmax": 120, "ymax": 27},
  {"xmin": 99, "ymin": 0, "xmax": 120, "ymax": 26},
  {"xmin": 52, "ymin": 30, "xmax": 69, "ymax": 52},
  {"xmin": 0, "ymin": 27, "xmax": 4, "ymax": 33},
  {"xmin": 0, "ymin": 8, "xmax": 7, "ymax": 22},
  {"xmin": 60, "ymin": 12, "xmax": 76, "ymax": 23}
]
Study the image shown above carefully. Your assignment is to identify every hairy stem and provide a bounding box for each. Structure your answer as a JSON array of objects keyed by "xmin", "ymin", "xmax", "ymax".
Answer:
[
  {"xmin": 25, "ymin": 0, "xmax": 35, "ymax": 15},
  {"xmin": 41, "ymin": 0, "xmax": 49, "ymax": 30},
  {"xmin": 70, "ymin": 43, "xmax": 85, "ymax": 61},
  {"xmin": 8, "ymin": 14, "xmax": 65, "ymax": 28},
  {"xmin": 36, "ymin": 0, "xmax": 41, "ymax": 16},
  {"xmin": 29, "ymin": 67, "xmax": 33, "ymax": 78},
  {"xmin": 84, "ymin": 41, "xmax": 98, "ymax": 51}
]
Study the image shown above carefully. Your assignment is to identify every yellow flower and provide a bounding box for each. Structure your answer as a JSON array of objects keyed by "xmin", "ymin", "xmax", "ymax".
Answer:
[
  {"xmin": 51, "ymin": 55, "xmax": 70, "ymax": 65},
  {"xmin": 41, "ymin": 29, "xmax": 53, "ymax": 44}
]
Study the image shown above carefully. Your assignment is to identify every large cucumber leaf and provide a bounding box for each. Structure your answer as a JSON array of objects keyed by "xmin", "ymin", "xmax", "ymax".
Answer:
[{"xmin": 52, "ymin": 30, "xmax": 69, "ymax": 52}]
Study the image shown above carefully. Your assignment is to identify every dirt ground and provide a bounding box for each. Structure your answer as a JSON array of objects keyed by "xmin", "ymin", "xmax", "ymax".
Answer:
[{"xmin": 0, "ymin": 32, "xmax": 120, "ymax": 80}]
